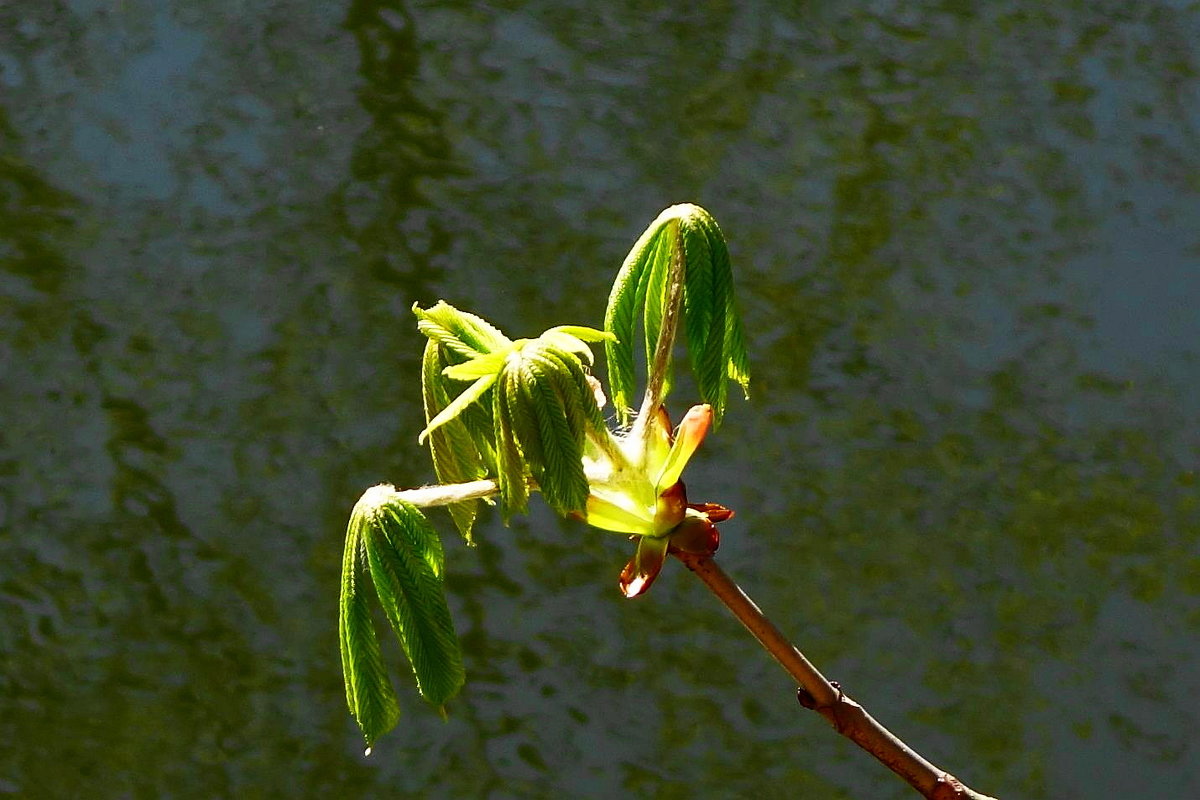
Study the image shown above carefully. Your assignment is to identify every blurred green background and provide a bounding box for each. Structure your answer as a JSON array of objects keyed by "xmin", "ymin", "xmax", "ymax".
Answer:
[{"xmin": 2, "ymin": 2, "xmax": 1198, "ymax": 797}]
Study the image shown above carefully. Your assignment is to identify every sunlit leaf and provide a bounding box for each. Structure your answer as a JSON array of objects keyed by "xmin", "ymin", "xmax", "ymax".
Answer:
[
  {"xmin": 506, "ymin": 361, "xmax": 546, "ymax": 475},
  {"xmin": 535, "ymin": 345, "xmax": 608, "ymax": 435},
  {"xmin": 680, "ymin": 209, "xmax": 749, "ymax": 426},
  {"xmin": 604, "ymin": 215, "xmax": 675, "ymax": 422},
  {"xmin": 547, "ymin": 325, "xmax": 617, "ymax": 343},
  {"xmin": 537, "ymin": 332, "xmax": 594, "ymax": 365},
  {"xmin": 641, "ymin": 224, "xmax": 676, "ymax": 400},
  {"xmin": 523, "ymin": 355, "xmax": 589, "ymax": 516},
  {"xmin": 494, "ymin": 366, "xmax": 530, "ymax": 520},
  {"xmin": 340, "ymin": 497, "xmax": 401, "ymax": 748},
  {"xmin": 413, "ymin": 300, "xmax": 512, "ymax": 359},
  {"xmin": 603, "ymin": 204, "xmax": 751, "ymax": 427},
  {"xmin": 419, "ymin": 373, "xmax": 498, "ymax": 445},
  {"xmin": 442, "ymin": 351, "xmax": 509, "ymax": 380},
  {"xmin": 420, "ymin": 341, "xmax": 487, "ymax": 542},
  {"xmin": 360, "ymin": 489, "xmax": 465, "ymax": 707},
  {"xmin": 681, "ymin": 215, "xmax": 724, "ymax": 419}
]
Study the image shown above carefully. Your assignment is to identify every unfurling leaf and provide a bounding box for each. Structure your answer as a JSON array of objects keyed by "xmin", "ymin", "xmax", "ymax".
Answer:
[
  {"xmin": 604, "ymin": 216, "xmax": 674, "ymax": 421},
  {"xmin": 363, "ymin": 494, "xmax": 464, "ymax": 706},
  {"xmin": 420, "ymin": 341, "xmax": 488, "ymax": 542},
  {"xmin": 546, "ymin": 325, "xmax": 617, "ymax": 343},
  {"xmin": 442, "ymin": 351, "xmax": 509, "ymax": 380},
  {"xmin": 603, "ymin": 204, "xmax": 750, "ymax": 427},
  {"xmin": 340, "ymin": 486, "xmax": 465, "ymax": 747},
  {"xmin": 412, "ymin": 300, "xmax": 511, "ymax": 359},
  {"xmin": 419, "ymin": 373, "xmax": 498, "ymax": 444},
  {"xmin": 415, "ymin": 300, "xmax": 514, "ymax": 538},
  {"xmin": 414, "ymin": 302, "xmax": 609, "ymax": 522},
  {"xmin": 491, "ymin": 340, "xmax": 599, "ymax": 518},
  {"xmin": 521, "ymin": 354, "xmax": 589, "ymax": 516},
  {"xmin": 340, "ymin": 510, "xmax": 401, "ymax": 749},
  {"xmin": 493, "ymin": 367, "xmax": 531, "ymax": 521}
]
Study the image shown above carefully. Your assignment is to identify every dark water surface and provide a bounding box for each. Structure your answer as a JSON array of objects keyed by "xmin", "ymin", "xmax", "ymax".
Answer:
[{"xmin": 3, "ymin": 3, "xmax": 1198, "ymax": 798}]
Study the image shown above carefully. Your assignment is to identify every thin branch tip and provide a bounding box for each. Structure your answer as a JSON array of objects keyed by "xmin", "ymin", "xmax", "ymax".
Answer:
[{"xmin": 676, "ymin": 551, "xmax": 997, "ymax": 800}]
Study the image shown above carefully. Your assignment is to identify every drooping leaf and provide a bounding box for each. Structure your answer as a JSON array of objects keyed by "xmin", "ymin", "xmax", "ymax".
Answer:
[
  {"xmin": 679, "ymin": 209, "xmax": 749, "ymax": 426},
  {"xmin": 536, "ymin": 345, "xmax": 608, "ymax": 435},
  {"xmin": 530, "ymin": 345, "xmax": 604, "ymax": 443},
  {"xmin": 724, "ymin": 284, "xmax": 751, "ymax": 391},
  {"xmin": 522, "ymin": 355, "xmax": 589, "ymax": 516},
  {"xmin": 603, "ymin": 204, "xmax": 751, "ymax": 427},
  {"xmin": 420, "ymin": 341, "xmax": 486, "ymax": 542},
  {"xmin": 340, "ymin": 494, "xmax": 402, "ymax": 749},
  {"xmin": 681, "ymin": 214, "xmax": 724, "ymax": 418},
  {"xmin": 493, "ymin": 365, "xmax": 530, "ymax": 520},
  {"xmin": 360, "ymin": 489, "xmax": 465, "ymax": 707},
  {"xmin": 414, "ymin": 301, "xmax": 512, "ymax": 503},
  {"xmin": 604, "ymin": 214, "xmax": 675, "ymax": 422},
  {"xmin": 680, "ymin": 216, "xmax": 716, "ymax": 347},
  {"xmin": 454, "ymin": 371, "xmax": 500, "ymax": 479},
  {"xmin": 505, "ymin": 361, "xmax": 547, "ymax": 476},
  {"xmin": 530, "ymin": 352, "xmax": 587, "ymax": 448}
]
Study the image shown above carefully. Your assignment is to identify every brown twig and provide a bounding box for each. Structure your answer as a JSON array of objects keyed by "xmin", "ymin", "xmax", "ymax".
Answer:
[{"xmin": 671, "ymin": 551, "xmax": 999, "ymax": 800}]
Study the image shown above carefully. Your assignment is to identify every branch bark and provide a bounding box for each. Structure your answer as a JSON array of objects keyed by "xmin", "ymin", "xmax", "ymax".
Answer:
[{"xmin": 671, "ymin": 550, "xmax": 999, "ymax": 800}]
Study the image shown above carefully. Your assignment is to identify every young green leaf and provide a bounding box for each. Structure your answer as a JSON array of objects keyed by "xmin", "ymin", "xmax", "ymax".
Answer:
[
  {"xmin": 522, "ymin": 354, "xmax": 589, "ymax": 516},
  {"xmin": 538, "ymin": 331, "xmax": 597, "ymax": 365},
  {"xmin": 603, "ymin": 204, "xmax": 751, "ymax": 427},
  {"xmin": 542, "ymin": 326, "xmax": 617, "ymax": 366},
  {"xmin": 360, "ymin": 489, "xmax": 465, "ymax": 708},
  {"xmin": 420, "ymin": 341, "xmax": 487, "ymax": 542},
  {"xmin": 604, "ymin": 215, "xmax": 675, "ymax": 422},
  {"xmin": 680, "ymin": 213, "xmax": 727, "ymax": 424},
  {"xmin": 534, "ymin": 346, "xmax": 607, "ymax": 439},
  {"xmin": 493, "ymin": 366, "xmax": 531, "ymax": 520},
  {"xmin": 679, "ymin": 208, "xmax": 749, "ymax": 426},
  {"xmin": 546, "ymin": 325, "xmax": 617, "ymax": 343},
  {"xmin": 340, "ymin": 496, "xmax": 402, "ymax": 749},
  {"xmin": 442, "ymin": 350, "xmax": 509, "ymax": 381},
  {"xmin": 419, "ymin": 373, "xmax": 498, "ymax": 445},
  {"xmin": 412, "ymin": 300, "xmax": 512, "ymax": 359},
  {"xmin": 723, "ymin": 284, "xmax": 751, "ymax": 390},
  {"xmin": 506, "ymin": 361, "xmax": 547, "ymax": 476}
]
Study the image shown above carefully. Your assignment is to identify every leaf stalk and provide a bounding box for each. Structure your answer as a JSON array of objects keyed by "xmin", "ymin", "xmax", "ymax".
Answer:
[{"xmin": 393, "ymin": 479, "xmax": 500, "ymax": 508}]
